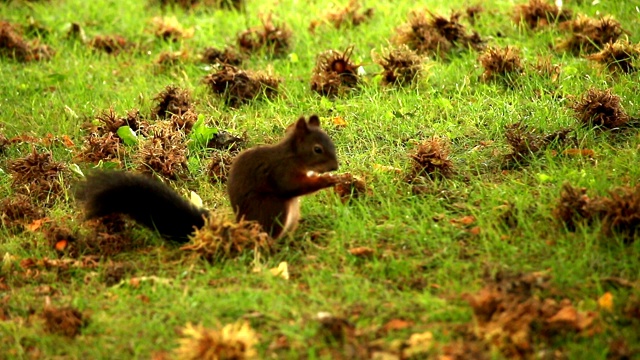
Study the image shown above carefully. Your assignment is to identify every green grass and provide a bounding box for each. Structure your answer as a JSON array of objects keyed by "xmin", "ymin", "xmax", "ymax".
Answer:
[{"xmin": 1, "ymin": 0, "xmax": 640, "ymax": 358}]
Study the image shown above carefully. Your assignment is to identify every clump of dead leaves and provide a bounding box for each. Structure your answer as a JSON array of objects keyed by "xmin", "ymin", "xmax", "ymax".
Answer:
[
  {"xmin": 309, "ymin": 0, "xmax": 374, "ymax": 33},
  {"xmin": 207, "ymin": 151, "xmax": 235, "ymax": 184},
  {"xmin": 203, "ymin": 64, "xmax": 281, "ymax": 107},
  {"xmin": 394, "ymin": 10, "xmax": 483, "ymax": 59},
  {"xmin": 7, "ymin": 149, "xmax": 70, "ymax": 204},
  {"xmin": 150, "ymin": 16, "xmax": 194, "ymax": 42},
  {"xmin": 463, "ymin": 271, "xmax": 599, "ymax": 358},
  {"xmin": 513, "ymin": 0, "xmax": 572, "ymax": 29},
  {"xmin": 174, "ymin": 321, "xmax": 258, "ymax": 360},
  {"xmin": 89, "ymin": 35, "xmax": 130, "ymax": 54},
  {"xmin": 181, "ymin": 215, "xmax": 272, "ymax": 262},
  {"xmin": 478, "ymin": 46, "xmax": 524, "ymax": 82},
  {"xmin": 571, "ymin": 88, "xmax": 630, "ymax": 129},
  {"xmin": 503, "ymin": 122, "xmax": 571, "ymax": 166},
  {"xmin": 558, "ymin": 15, "xmax": 626, "ymax": 54},
  {"xmin": 0, "ymin": 194, "xmax": 46, "ymax": 230},
  {"xmin": 137, "ymin": 124, "xmax": 189, "ymax": 180},
  {"xmin": 311, "ymin": 47, "xmax": 361, "ymax": 96},
  {"xmin": 586, "ymin": 39, "xmax": 640, "ymax": 74},
  {"xmin": 374, "ymin": 45, "xmax": 423, "ymax": 86},
  {"xmin": 333, "ymin": 173, "xmax": 370, "ymax": 203},
  {"xmin": 42, "ymin": 305, "xmax": 89, "ymax": 339},
  {"xmin": 407, "ymin": 136, "xmax": 454, "ymax": 181},
  {"xmin": 201, "ymin": 46, "xmax": 243, "ymax": 66},
  {"xmin": 0, "ymin": 20, "xmax": 54, "ymax": 61},
  {"xmin": 554, "ymin": 183, "xmax": 640, "ymax": 242},
  {"xmin": 237, "ymin": 14, "xmax": 291, "ymax": 56},
  {"xmin": 152, "ymin": 85, "xmax": 193, "ymax": 119}
]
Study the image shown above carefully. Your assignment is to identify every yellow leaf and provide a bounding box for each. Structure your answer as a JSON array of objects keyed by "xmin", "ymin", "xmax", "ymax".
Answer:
[
  {"xmin": 598, "ymin": 292, "xmax": 614, "ymax": 312},
  {"xmin": 404, "ymin": 331, "xmax": 433, "ymax": 357},
  {"xmin": 269, "ymin": 261, "xmax": 289, "ymax": 280},
  {"xmin": 189, "ymin": 191, "xmax": 203, "ymax": 208},
  {"xmin": 333, "ymin": 116, "xmax": 347, "ymax": 128}
]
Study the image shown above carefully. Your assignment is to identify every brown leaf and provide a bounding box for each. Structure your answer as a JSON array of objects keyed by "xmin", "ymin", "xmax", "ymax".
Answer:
[
  {"xmin": 561, "ymin": 149, "xmax": 595, "ymax": 157},
  {"xmin": 349, "ymin": 247, "xmax": 375, "ymax": 258},
  {"xmin": 382, "ymin": 318, "xmax": 414, "ymax": 332}
]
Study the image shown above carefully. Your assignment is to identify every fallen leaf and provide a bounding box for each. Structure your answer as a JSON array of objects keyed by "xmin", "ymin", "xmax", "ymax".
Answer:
[
  {"xmin": 61, "ymin": 135, "xmax": 75, "ymax": 148},
  {"xmin": 598, "ymin": 292, "xmax": 613, "ymax": 312},
  {"xmin": 333, "ymin": 116, "xmax": 347, "ymax": 128},
  {"xmin": 269, "ymin": 261, "xmax": 289, "ymax": 280},
  {"xmin": 373, "ymin": 164, "xmax": 402, "ymax": 173},
  {"xmin": 26, "ymin": 218, "xmax": 48, "ymax": 232},
  {"xmin": 404, "ymin": 331, "xmax": 433, "ymax": 357},
  {"xmin": 382, "ymin": 319, "xmax": 413, "ymax": 332},
  {"xmin": 451, "ymin": 215, "xmax": 475, "ymax": 226},
  {"xmin": 54, "ymin": 240, "xmax": 68, "ymax": 252},
  {"xmin": 469, "ymin": 226, "xmax": 482, "ymax": 235},
  {"xmin": 561, "ymin": 149, "xmax": 595, "ymax": 157},
  {"xmin": 349, "ymin": 247, "xmax": 375, "ymax": 258}
]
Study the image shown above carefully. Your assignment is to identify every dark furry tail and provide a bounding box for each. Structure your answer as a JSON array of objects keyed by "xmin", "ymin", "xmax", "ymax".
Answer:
[{"xmin": 75, "ymin": 171, "xmax": 208, "ymax": 243}]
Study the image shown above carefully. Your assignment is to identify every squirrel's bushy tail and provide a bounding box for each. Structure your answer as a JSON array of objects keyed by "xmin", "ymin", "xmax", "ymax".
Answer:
[{"xmin": 75, "ymin": 171, "xmax": 208, "ymax": 242}]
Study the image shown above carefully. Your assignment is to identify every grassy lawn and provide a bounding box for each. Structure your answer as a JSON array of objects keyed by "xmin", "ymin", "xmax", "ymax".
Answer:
[{"xmin": 1, "ymin": 0, "xmax": 640, "ymax": 358}]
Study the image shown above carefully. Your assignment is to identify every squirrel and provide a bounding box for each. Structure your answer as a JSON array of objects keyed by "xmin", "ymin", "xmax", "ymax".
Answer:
[{"xmin": 75, "ymin": 114, "xmax": 339, "ymax": 242}]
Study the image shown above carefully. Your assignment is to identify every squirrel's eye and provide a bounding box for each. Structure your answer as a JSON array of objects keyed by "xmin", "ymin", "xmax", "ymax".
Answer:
[{"xmin": 313, "ymin": 145, "xmax": 323, "ymax": 154}]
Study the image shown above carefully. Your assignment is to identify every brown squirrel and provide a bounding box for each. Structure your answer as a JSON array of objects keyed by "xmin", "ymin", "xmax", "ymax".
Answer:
[{"xmin": 75, "ymin": 115, "xmax": 339, "ymax": 241}]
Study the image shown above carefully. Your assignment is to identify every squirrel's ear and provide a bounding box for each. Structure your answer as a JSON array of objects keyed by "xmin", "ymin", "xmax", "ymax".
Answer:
[
  {"xmin": 308, "ymin": 115, "xmax": 320, "ymax": 128},
  {"xmin": 294, "ymin": 117, "xmax": 308, "ymax": 134}
]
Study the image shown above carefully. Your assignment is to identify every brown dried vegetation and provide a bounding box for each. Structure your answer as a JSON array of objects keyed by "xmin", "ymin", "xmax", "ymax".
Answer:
[
  {"xmin": 333, "ymin": 173, "xmax": 370, "ymax": 203},
  {"xmin": 207, "ymin": 151, "xmax": 234, "ymax": 184},
  {"xmin": 478, "ymin": 46, "xmax": 524, "ymax": 82},
  {"xmin": 7, "ymin": 150, "xmax": 70, "ymax": 203},
  {"xmin": 375, "ymin": 45, "xmax": 423, "ymax": 86},
  {"xmin": 157, "ymin": 0, "xmax": 245, "ymax": 11},
  {"xmin": 155, "ymin": 50, "xmax": 189, "ymax": 66},
  {"xmin": 93, "ymin": 108, "xmax": 146, "ymax": 136},
  {"xmin": 408, "ymin": 137, "xmax": 454, "ymax": 180},
  {"xmin": 174, "ymin": 321, "xmax": 258, "ymax": 360},
  {"xmin": 89, "ymin": 35, "xmax": 129, "ymax": 54},
  {"xmin": 237, "ymin": 14, "xmax": 291, "ymax": 56},
  {"xmin": 558, "ymin": 15, "xmax": 626, "ymax": 54},
  {"xmin": 137, "ymin": 126, "xmax": 189, "ymax": 180},
  {"xmin": 311, "ymin": 47, "xmax": 361, "ymax": 96},
  {"xmin": 586, "ymin": 40, "xmax": 640, "ymax": 73},
  {"xmin": 463, "ymin": 272, "xmax": 598, "ymax": 358},
  {"xmin": 201, "ymin": 46, "xmax": 243, "ymax": 66},
  {"xmin": 309, "ymin": 0, "xmax": 374, "ymax": 33},
  {"xmin": 181, "ymin": 215, "xmax": 273, "ymax": 262},
  {"xmin": 152, "ymin": 85, "xmax": 193, "ymax": 119},
  {"xmin": 395, "ymin": 11, "xmax": 483, "ymax": 58},
  {"xmin": 203, "ymin": 65, "xmax": 281, "ymax": 107},
  {"xmin": 207, "ymin": 130, "xmax": 246, "ymax": 152},
  {"xmin": 78, "ymin": 132, "xmax": 122, "ymax": 164},
  {"xmin": 465, "ymin": 5, "xmax": 484, "ymax": 25},
  {"xmin": 513, "ymin": 0, "xmax": 573, "ymax": 29},
  {"xmin": 0, "ymin": 21, "xmax": 53, "ymax": 61},
  {"xmin": 42, "ymin": 306, "xmax": 88, "ymax": 338},
  {"xmin": 151, "ymin": 16, "xmax": 194, "ymax": 42},
  {"xmin": 571, "ymin": 88, "xmax": 629, "ymax": 129},
  {"xmin": 554, "ymin": 183, "xmax": 640, "ymax": 242},
  {"xmin": 0, "ymin": 194, "xmax": 45, "ymax": 229},
  {"xmin": 504, "ymin": 122, "xmax": 571, "ymax": 165}
]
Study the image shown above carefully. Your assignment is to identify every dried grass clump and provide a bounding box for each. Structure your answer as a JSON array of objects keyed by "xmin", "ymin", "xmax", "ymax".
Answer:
[
  {"xmin": 207, "ymin": 130, "xmax": 246, "ymax": 152},
  {"xmin": 465, "ymin": 5, "xmax": 484, "ymax": 25},
  {"xmin": 0, "ymin": 133, "xmax": 9, "ymax": 154},
  {"xmin": 558, "ymin": 15, "xmax": 626, "ymax": 54},
  {"xmin": 174, "ymin": 321, "xmax": 258, "ymax": 360},
  {"xmin": 531, "ymin": 56, "xmax": 561, "ymax": 80},
  {"xmin": 311, "ymin": 47, "xmax": 361, "ymax": 96},
  {"xmin": 408, "ymin": 136, "xmax": 454, "ymax": 180},
  {"xmin": 237, "ymin": 14, "xmax": 292, "ymax": 56},
  {"xmin": 42, "ymin": 306, "xmax": 88, "ymax": 339},
  {"xmin": 375, "ymin": 45, "xmax": 423, "ymax": 86},
  {"xmin": 207, "ymin": 151, "xmax": 234, "ymax": 184},
  {"xmin": 201, "ymin": 46, "xmax": 243, "ymax": 65},
  {"xmin": 478, "ymin": 46, "xmax": 524, "ymax": 82},
  {"xmin": 78, "ymin": 132, "xmax": 122, "ymax": 163},
  {"xmin": 394, "ymin": 11, "xmax": 483, "ymax": 58},
  {"xmin": 571, "ymin": 88, "xmax": 629, "ymax": 129},
  {"xmin": 554, "ymin": 183, "xmax": 640, "ymax": 242},
  {"xmin": 309, "ymin": 0, "xmax": 374, "ymax": 33},
  {"xmin": 513, "ymin": 0, "xmax": 572, "ymax": 29},
  {"xmin": 89, "ymin": 35, "xmax": 129, "ymax": 54},
  {"xmin": 0, "ymin": 21, "xmax": 54, "ymax": 61},
  {"xmin": 152, "ymin": 85, "xmax": 193, "ymax": 119},
  {"xmin": 203, "ymin": 65, "xmax": 281, "ymax": 107},
  {"xmin": 333, "ymin": 173, "xmax": 370, "ymax": 203},
  {"xmin": 181, "ymin": 215, "xmax": 272, "ymax": 262},
  {"xmin": 155, "ymin": 50, "xmax": 189, "ymax": 66},
  {"xmin": 170, "ymin": 110, "xmax": 198, "ymax": 133},
  {"xmin": 504, "ymin": 122, "xmax": 571, "ymax": 164},
  {"xmin": 137, "ymin": 126, "xmax": 189, "ymax": 180},
  {"xmin": 7, "ymin": 149, "xmax": 69, "ymax": 203},
  {"xmin": 92, "ymin": 108, "xmax": 147, "ymax": 136},
  {"xmin": 0, "ymin": 194, "xmax": 45, "ymax": 229},
  {"xmin": 586, "ymin": 40, "xmax": 640, "ymax": 73},
  {"xmin": 151, "ymin": 16, "xmax": 194, "ymax": 42}
]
